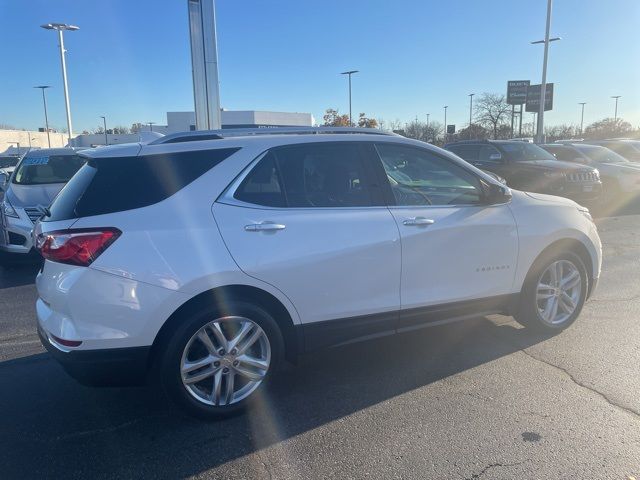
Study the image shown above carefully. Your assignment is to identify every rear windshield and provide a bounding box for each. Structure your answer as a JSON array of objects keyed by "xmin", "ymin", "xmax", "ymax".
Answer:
[
  {"xmin": 12, "ymin": 154, "xmax": 85, "ymax": 185},
  {"xmin": 499, "ymin": 143, "xmax": 557, "ymax": 162},
  {"xmin": 45, "ymin": 147, "xmax": 240, "ymax": 221}
]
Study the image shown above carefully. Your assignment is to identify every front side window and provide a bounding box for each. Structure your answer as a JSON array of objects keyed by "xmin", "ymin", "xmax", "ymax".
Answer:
[
  {"xmin": 376, "ymin": 144, "xmax": 483, "ymax": 206},
  {"xmin": 13, "ymin": 154, "xmax": 85, "ymax": 185},
  {"xmin": 235, "ymin": 143, "xmax": 375, "ymax": 208}
]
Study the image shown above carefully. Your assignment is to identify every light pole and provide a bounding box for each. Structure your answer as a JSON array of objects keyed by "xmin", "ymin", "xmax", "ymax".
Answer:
[
  {"xmin": 34, "ymin": 86, "xmax": 52, "ymax": 148},
  {"xmin": 41, "ymin": 23, "xmax": 79, "ymax": 144},
  {"xmin": 578, "ymin": 102, "xmax": 587, "ymax": 135},
  {"xmin": 611, "ymin": 96, "xmax": 621, "ymax": 120},
  {"xmin": 148, "ymin": 122, "xmax": 156, "ymax": 132},
  {"xmin": 468, "ymin": 93, "xmax": 475, "ymax": 129},
  {"xmin": 443, "ymin": 106, "xmax": 448, "ymax": 142},
  {"xmin": 340, "ymin": 70, "xmax": 359, "ymax": 127},
  {"xmin": 100, "ymin": 116, "xmax": 108, "ymax": 145},
  {"xmin": 530, "ymin": 0, "xmax": 561, "ymax": 143},
  {"xmin": 426, "ymin": 113, "xmax": 430, "ymax": 142}
]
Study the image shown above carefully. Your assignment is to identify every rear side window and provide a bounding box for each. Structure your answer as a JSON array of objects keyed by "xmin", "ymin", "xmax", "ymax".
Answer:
[
  {"xmin": 447, "ymin": 144, "xmax": 480, "ymax": 161},
  {"xmin": 46, "ymin": 147, "xmax": 239, "ymax": 221},
  {"xmin": 234, "ymin": 143, "xmax": 376, "ymax": 208}
]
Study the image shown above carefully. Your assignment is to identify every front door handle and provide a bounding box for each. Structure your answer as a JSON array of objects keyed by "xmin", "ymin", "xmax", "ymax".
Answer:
[
  {"xmin": 244, "ymin": 222, "xmax": 286, "ymax": 232},
  {"xmin": 402, "ymin": 217, "xmax": 435, "ymax": 227}
]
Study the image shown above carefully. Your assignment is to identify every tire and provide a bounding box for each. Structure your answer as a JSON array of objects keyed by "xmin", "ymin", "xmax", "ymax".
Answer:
[
  {"xmin": 160, "ymin": 300, "xmax": 284, "ymax": 419},
  {"xmin": 515, "ymin": 250, "xmax": 588, "ymax": 332}
]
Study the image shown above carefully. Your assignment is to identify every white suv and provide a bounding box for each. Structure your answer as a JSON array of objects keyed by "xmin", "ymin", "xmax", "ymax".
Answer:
[{"xmin": 34, "ymin": 128, "xmax": 602, "ymax": 418}]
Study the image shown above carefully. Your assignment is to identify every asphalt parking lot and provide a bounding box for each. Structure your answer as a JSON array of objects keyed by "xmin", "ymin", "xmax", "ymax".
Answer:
[{"xmin": 1, "ymin": 207, "xmax": 639, "ymax": 479}]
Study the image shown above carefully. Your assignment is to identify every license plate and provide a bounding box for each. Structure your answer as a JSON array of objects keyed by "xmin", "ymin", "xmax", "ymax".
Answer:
[{"xmin": 583, "ymin": 185, "xmax": 593, "ymax": 192}]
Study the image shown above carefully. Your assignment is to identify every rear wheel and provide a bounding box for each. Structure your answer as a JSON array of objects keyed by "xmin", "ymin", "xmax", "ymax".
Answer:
[
  {"xmin": 160, "ymin": 301, "xmax": 283, "ymax": 419},
  {"xmin": 515, "ymin": 251, "xmax": 588, "ymax": 331}
]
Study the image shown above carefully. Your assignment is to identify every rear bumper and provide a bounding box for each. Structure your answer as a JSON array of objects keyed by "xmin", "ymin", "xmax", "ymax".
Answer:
[{"xmin": 38, "ymin": 325, "xmax": 150, "ymax": 386}]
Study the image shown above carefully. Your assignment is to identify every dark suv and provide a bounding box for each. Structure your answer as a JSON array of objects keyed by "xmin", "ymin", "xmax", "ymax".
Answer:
[{"xmin": 445, "ymin": 140, "xmax": 602, "ymax": 202}]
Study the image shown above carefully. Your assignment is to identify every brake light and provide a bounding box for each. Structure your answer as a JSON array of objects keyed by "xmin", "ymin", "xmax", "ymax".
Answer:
[{"xmin": 37, "ymin": 228, "xmax": 121, "ymax": 266}]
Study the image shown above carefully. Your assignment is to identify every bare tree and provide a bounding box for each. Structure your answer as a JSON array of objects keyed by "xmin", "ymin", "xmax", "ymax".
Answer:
[
  {"xmin": 457, "ymin": 123, "xmax": 489, "ymax": 140},
  {"xmin": 474, "ymin": 93, "xmax": 511, "ymax": 139},
  {"xmin": 544, "ymin": 124, "xmax": 578, "ymax": 142},
  {"xmin": 584, "ymin": 118, "xmax": 633, "ymax": 140}
]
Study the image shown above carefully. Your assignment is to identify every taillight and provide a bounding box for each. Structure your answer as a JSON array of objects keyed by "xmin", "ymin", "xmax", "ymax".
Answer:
[{"xmin": 36, "ymin": 228, "xmax": 121, "ymax": 266}]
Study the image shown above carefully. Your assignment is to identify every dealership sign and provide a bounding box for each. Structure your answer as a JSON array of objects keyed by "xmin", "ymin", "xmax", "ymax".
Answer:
[
  {"xmin": 525, "ymin": 83, "xmax": 554, "ymax": 112},
  {"xmin": 447, "ymin": 124, "xmax": 456, "ymax": 134},
  {"xmin": 507, "ymin": 80, "xmax": 530, "ymax": 105}
]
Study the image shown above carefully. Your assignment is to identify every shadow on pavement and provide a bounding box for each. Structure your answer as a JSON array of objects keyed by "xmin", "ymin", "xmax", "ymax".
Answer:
[
  {"xmin": 0, "ymin": 317, "xmax": 552, "ymax": 478},
  {"xmin": 0, "ymin": 263, "xmax": 40, "ymax": 289}
]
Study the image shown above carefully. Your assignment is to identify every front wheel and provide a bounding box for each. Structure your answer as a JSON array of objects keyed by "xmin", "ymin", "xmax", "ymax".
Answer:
[
  {"xmin": 160, "ymin": 301, "xmax": 283, "ymax": 419},
  {"xmin": 515, "ymin": 251, "xmax": 588, "ymax": 331}
]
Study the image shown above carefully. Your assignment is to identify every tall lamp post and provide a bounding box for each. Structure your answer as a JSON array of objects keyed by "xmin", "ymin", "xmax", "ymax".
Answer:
[
  {"xmin": 41, "ymin": 23, "xmax": 79, "ymax": 144},
  {"xmin": 578, "ymin": 102, "xmax": 587, "ymax": 135},
  {"xmin": 100, "ymin": 116, "xmax": 108, "ymax": 145},
  {"xmin": 442, "ymin": 105, "xmax": 449, "ymax": 143},
  {"xmin": 611, "ymin": 96, "xmax": 621, "ymax": 120},
  {"xmin": 340, "ymin": 70, "xmax": 359, "ymax": 127},
  {"xmin": 443, "ymin": 105, "xmax": 448, "ymax": 142},
  {"xmin": 530, "ymin": 0, "xmax": 561, "ymax": 143},
  {"xmin": 34, "ymin": 85, "xmax": 52, "ymax": 148},
  {"xmin": 468, "ymin": 93, "xmax": 475, "ymax": 130}
]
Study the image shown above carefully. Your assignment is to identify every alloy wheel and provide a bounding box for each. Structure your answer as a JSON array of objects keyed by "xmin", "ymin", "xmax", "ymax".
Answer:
[
  {"xmin": 536, "ymin": 260, "xmax": 582, "ymax": 325},
  {"xmin": 180, "ymin": 316, "xmax": 271, "ymax": 406}
]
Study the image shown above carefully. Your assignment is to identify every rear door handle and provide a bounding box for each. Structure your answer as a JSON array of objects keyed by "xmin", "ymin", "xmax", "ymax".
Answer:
[
  {"xmin": 402, "ymin": 217, "xmax": 435, "ymax": 226},
  {"xmin": 244, "ymin": 222, "xmax": 286, "ymax": 232}
]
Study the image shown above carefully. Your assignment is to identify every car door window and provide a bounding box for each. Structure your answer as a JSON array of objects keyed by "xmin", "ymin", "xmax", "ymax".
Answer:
[
  {"xmin": 376, "ymin": 143, "xmax": 483, "ymax": 206},
  {"xmin": 478, "ymin": 145, "xmax": 502, "ymax": 163},
  {"xmin": 235, "ymin": 143, "xmax": 376, "ymax": 208}
]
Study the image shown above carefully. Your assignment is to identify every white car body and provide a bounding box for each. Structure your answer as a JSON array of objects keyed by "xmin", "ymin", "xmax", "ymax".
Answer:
[{"xmin": 33, "ymin": 130, "xmax": 602, "ymax": 391}]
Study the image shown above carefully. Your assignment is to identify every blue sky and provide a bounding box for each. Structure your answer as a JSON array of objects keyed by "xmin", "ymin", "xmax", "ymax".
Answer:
[{"xmin": 1, "ymin": 0, "xmax": 639, "ymax": 132}]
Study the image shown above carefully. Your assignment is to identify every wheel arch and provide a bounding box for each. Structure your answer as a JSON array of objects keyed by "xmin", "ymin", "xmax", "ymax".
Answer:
[
  {"xmin": 525, "ymin": 238, "xmax": 595, "ymax": 296},
  {"xmin": 149, "ymin": 284, "xmax": 302, "ymax": 370}
]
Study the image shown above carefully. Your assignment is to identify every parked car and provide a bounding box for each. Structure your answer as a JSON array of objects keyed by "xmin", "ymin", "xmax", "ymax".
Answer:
[
  {"xmin": 541, "ymin": 143, "xmax": 640, "ymax": 200},
  {"xmin": 584, "ymin": 139, "xmax": 640, "ymax": 162},
  {"xmin": 444, "ymin": 140, "xmax": 602, "ymax": 203},
  {"xmin": 34, "ymin": 128, "xmax": 601, "ymax": 418},
  {"xmin": 0, "ymin": 155, "xmax": 23, "ymax": 197},
  {"xmin": 0, "ymin": 148, "xmax": 86, "ymax": 265}
]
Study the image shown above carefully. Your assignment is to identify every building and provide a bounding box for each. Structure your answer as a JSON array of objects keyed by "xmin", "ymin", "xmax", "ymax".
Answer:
[{"xmin": 139, "ymin": 110, "xmax": 315, "ymax": 134}]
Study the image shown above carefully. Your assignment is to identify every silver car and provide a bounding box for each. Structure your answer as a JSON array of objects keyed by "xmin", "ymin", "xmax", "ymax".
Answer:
[{"xmin": 0, "ymin": 148, "xmax": 85, "ymax": 265}]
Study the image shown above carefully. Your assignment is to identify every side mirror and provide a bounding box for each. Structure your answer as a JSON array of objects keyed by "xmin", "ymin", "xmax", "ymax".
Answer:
[{"xmin": 484, "ymin": 183, "xmax": 512, "ymax": 205}]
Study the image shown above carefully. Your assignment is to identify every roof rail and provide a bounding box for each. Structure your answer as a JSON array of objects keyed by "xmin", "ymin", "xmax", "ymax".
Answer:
[{"xmin": 149, "ymin": 126, "xmax": 396, "ymax": 145}]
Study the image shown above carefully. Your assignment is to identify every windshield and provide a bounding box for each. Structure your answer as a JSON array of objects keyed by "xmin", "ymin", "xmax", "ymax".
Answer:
[
  {"xmin": 499, "ymin": 143, "xmax": 557, "ymax": 162},
  {"xmin": 576, "ymin": 145, "xmax": 629, "ymax": 164},
  {"xmin": 0, "ymin": 156, "xmax": 20, "ymax": 168},
  {"xmin": 12, "ymin": 154, "xmax": 85, "ymax": 185}
]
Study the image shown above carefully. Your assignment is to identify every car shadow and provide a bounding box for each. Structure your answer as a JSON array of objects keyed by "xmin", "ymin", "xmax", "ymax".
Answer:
[
  {"xmin": 0, "ymin": 263, "xmax": 40, "ymax": 289},
  {"xmin": 0, "ymin": 316, "xmax": 554, "ymax": 478}
]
